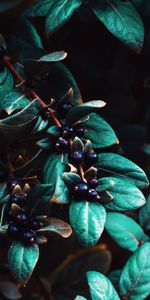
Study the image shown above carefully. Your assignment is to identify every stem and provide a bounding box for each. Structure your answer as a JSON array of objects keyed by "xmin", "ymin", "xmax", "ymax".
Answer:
[
  {"xmin": 79, "ymin": 164, "xmax": 87, "ymax": 182},
  {"xmin": 3, "ymin": 56, "xmax": 46, "ymax": 108},
  {"xmin": 48, "ymin": 109, "xmax": 62, "ymax": 128}
]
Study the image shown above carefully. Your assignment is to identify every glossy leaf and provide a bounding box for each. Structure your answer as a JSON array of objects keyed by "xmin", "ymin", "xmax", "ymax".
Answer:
[
  {"xmin": 45, "ymin": 0, "xmax": 82, "ymax": 35},
  {"xmin": 139, "ymin": 194, "xmax": 150, "ymax": 229},
  {"xmin": 63, "ymin": 172, "xmax": 81, "ymax": 188},
  {"xmin": 0, "ymin": 68, "xmax": 13, "ymax": 94},
  {"xmin": 43, "ymin": 154, "xmax": 69, "ymax": 204},
  {"xmin": 37, "ymin": 218, "xmax": 72, "ymax": 238},
  {"xmin": 83, "ymin": 113, "xmax": 118, "ymax": 149},
  {"xmin": 108, "ymin": 270, "xmax": 122, "ymax": 290},
  {"xmin": 0, "ymin": 89, "xmax": 30, "ymax": 115},
  {"xmin": 105, "ymin": 212, "xmax": 148, "ymax": 251},
  {"xmin": 96, "ymin": 177, "xmax": 115, "ymax": 192},
  {"xmin": 38, "ymin": 51, "xmax": 67, "ymax": 62},
  {"xmin": 66, "ymin": 101, "xmax": 106, "ymax": 124},
  {"xmin": 25, "ymin": 0, "xmax": 52, "ymax": 17},
  {"xmin": 8, "ymin": 241, "xmax": 39, "ymax": 286},
  {"xmin": 75, "ymin": 296, "xmax": 87, "ymax": 300},
  {"xmin": 69, "ymin": 201, "xmax": 106, "ymax": 246},
  {"xmin": 119, "ymin": 242, "xmax": 150, "ymax": 299},
  {"xmin": 104, "ymin": 177, "xmax": 146, "ymax": 211},
  {"xmin": 87, "ymin": 271, "xmax": 120, "ymax": 299},
  {"xmin": 90, "ymin": 0, "xmax": 144, "ymax": 53},
  {"xmin": 97, "ymin": 153, "xmax": 149, "ymax": 189},
  {"xmin": 0, "ymin": 281, "xmax": 22, "ymax": 299}
]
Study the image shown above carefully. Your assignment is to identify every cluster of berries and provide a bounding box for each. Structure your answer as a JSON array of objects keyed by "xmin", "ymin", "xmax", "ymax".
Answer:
[
  {"xmin": 72, "ymin": 177, "xmax": 99, "ymax": 201},
  {"xmin": 6, "ymin": 179, "xmax": 43, "ymax": 245}
]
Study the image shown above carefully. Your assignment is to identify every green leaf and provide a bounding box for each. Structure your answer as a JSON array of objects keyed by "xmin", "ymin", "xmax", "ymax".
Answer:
[
  {"xmin": 0, "ymin": 99, "xmax": 42, "ymax": 140},
  {"xmin": 69, "ymin": 201, "xmax": 106, "ymax": 246},
  {"xmin": 131, "ymin": 0, "xmax": 150, "ymax": 15},
  {"xmin": 8, "ymin": 241, "xmax": 39, "ymax": 286},
  {"xmin": 82, "ymin": 113, "xmax": 118, "ymax": 149},
  {"xmin": 0, "ymin": 68, "xmax": 14, "ymax": 94},
  {"xmin": 90, "ymin": 0, "xmax": 144, "ymax": 53},
  {"xmin": 97, "ymin": 153, "xmax": 149, "ymax": 189},
  {"xmin": 0, "ymin": 89, "xmax": 30, "ymax": 115},
  {"xmin": 71, "ymin": 137, "xmax": 84, "ymax": 152},
  {"xmin": 139, "ymin": 194, "xmax": 150, "ymax": 229},
  {"xmin": 119, "ymin": 242, "xmax": 150, "ymax": 299},
  {"xmin": 96, "ymin": 177, "xmax": 115, "ymax": 192},
  {"xmin": 43, "ymin": 154, "xmax": 69, "ymax": 204},
  {"xmin": 0, "ymin": 281, "xmax": 22, "ymax": 299},
  {"xmin": 87, "ymin": 271, "xmax": 120, "ymax": 300},
  {"xmin": 0, "ymin": 0, "xmax": 23, "ymax": 13},
  {"xmin": 25, "ymin": 183, "xmax": 53, "ymax": 215},
  {"xmin": 8, "ymin": 18, "xmax": 43, "ymax": 54},
  {"xmin": 105, "ymin": 212, "xmax": 148, "ymax": 251},
  {"xmin": 75, "ymin": 296, "xmax": 87, "ymax": 300},
  {"xmin": 108, "ymin": 270, "xmax": 122, "ymax": 290},
  {"xmin": 25, "ymin": 0, "xmax": 52, "ymax": 17},
  {"xmin": 63, "ymin": 172, "xmax": 81, "ymax": 188},
  {"xmin": 38, "ymin": 51, "xmax": 67, "ymax": 62},
  {"xmin": 104, "ymin": 177, "xmax": 146, "ymax": 211},
  {"xmin": 66, "ymin": 101, "xmax": 106, "ymax": 125},
  {"xmin": 45, "ymin": 0, "xmax": 82, "ymax": 35},
  {"xmin": 37, "ymin": 217, "xmax": 72, "ymax": 238}
]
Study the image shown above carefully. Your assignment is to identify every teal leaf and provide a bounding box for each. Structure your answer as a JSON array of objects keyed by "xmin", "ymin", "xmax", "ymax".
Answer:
[
  {"xmin": 96, "ymin": 177, "xmax": 115, "ymax": 192},
  {"xmin": 108, "ymin": 270, "xmax": 122, "ymax": 289},
  {"xmin": 87, "ymin": 271, "xmax": 120, "ymax": 300},
  {"xmin": 104, "ymin": 177, "xmax": 146, "ymax": 211},
  {"xmin": 90, "ymin": 0, "xmax": 144, "ymax": 53},
  {"xmin": 69, "ymin": 201, "xmax": 106, "ymax": 246},
  {"xmin": 0, "ymin": 89, "xmax": 30, "ymax": 115},
  {"xmin": 37, "ymin": 217, "xmax": 72, "ymax": 238},
  {"xmin": 97, "ymin": 153, "xmax": 149, "ymax": 189},
  {"xmin": 8, "ymin": 241, "xmax": 39, "ymax": 286},
  {"xmin": 63, "ymin": 172, "xmax": 81, "ymax": 188},
  {"xmin": 0, "ymin": 281, "xmax": 22, "ymax": 299},
  {"xmin": 71, "ymin": 137, "xmax": 84, "ymax": 152},
  {"xmin": 45, "ymin": 0, "xmax": 82, "ymax": 35},
  {"xmin": 119, "ymin": 242, "xmax": 150, "ymax": 299},
  {"xmin": 131, "ymin": 0, "xmax": 150, "ymax": 15},
  {"xmin": 0, "ymin": 0, "xmax": 23, "ymax": 13},
  {"xmin": 66, "ymin": 101, "xmax": 106, "ymax": 125},
  {"xmin": 25, "ymin": 184, "xmax": 53, "ymax": 215},
  {"xmin": 75, "ymin": 297, "xmax": 87, "ymax": 300},
  {"xmin": 8, "ymin": 18, "xmax": 43, "ymax": 54},
  {"xmin": 82, "ymin": 113, "xmax": 118, "ymax": 149},
  {"xmin": 43, "ymin": 154, "xmax": 69, "ymax": 204},
  {"xmin": 0, "ymin": 225, "xmax": 8, "ymax": 235},
  {"xmin": 105, "ymin": 212, "xmax": 148, "ymax": 251},
  {"xmin": 25, "ymin": 0, "xmax": 52, "ymax": 17},
  {"xmin": 37, "ymin": 51, "xmax": 67, "ymax": 62},
  {"xmin": 0, "ymin": 68, "xmax": 14, "ymax": 94},
  {"xmin": 33, "ymin": 116, "xmax": 49, "ymax": 134},
  {"xmin": 139, "ymin": 194, "xmax": 150, "ymax": 229},
  {"xmin": 0, "ymin": 99, "xmax": 42, "ymax": 140}
]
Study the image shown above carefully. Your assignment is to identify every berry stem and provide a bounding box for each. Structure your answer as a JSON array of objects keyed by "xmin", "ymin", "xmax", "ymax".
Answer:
[
  {"xmin": 79, "ymin": 164, "xmax": 87, "ymax": 183},
  {"xmin": 3, "ymin": 56, "xmax": 46, "ymax": 108}
]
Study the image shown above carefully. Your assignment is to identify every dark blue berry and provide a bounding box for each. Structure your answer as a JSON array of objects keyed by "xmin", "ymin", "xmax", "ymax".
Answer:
[
  {"xmin": 74, "ymin": 125, "xmax": 85, "ymax": 137},
  {"xmin": 16, "ymin": 212, "xmax": 28, "ymax": 227},
  {"xmin": 61, "ymin": 125, "xmax": 74, "ymax": 139},
  {"xmin": 7, "ymin": 178, "xmax": 20, "ymax": 191},
  {"xmin": 73, "ymin": 182, "xmax": 89, "ymax": 198},
  {"xmin": 31, "ymin": 218, "xmax": 43, "ymax": 230},
  {"xmin": 7, "ymin": 224, "xmax": 19, "ymax": 239},
  {"xmin": 88, "ymin": 178, "xmax": 98, "ymax": 188},
  {"xmin": 68, "ymin": 151, "xmax": 83, "ymax": 165},
  {"xmin": 83, "ymin": 151, "xmax": 98, "ymax": 166},
  {"xmin": 55, "ymin": 137, "xmax": 70, "ymax": 153},
  {"xmin": 57, "ymin": 102, "xmax": 72, "ymax": 118},
  {"xmin": 88, "ymin": 189, "xmax": 99, "ymax": 201},
  {"xmin": 9, "ymin": 194, "xmax": 22, "ymax": 206},
  {"xmin": 22, "ymin": 230, "xmax": 36, "ymax": 245}
]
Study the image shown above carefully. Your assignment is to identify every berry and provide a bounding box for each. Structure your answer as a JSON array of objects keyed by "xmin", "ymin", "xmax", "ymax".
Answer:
[
  {"xmin": 22, "ymin": 230, "xmax": 36, "ymax": 245},
  {"xmin": 31, "ymin": 218, "xmax": 43, "ymax": 230},
  {"xmin": 9, "ymin": 194, "xmax": 22, "ymax": 206},
  {"xmin": 7, "ymin": 224, "xmax": 19, "ymax": 239},
  {"xmin": 16, "ymin": 212, "xmax": 29, "ymax": 227},
  {"xmin": 88, "ymin": 189, "xmax": 99, "ymax": 201},
  {"xmin": 74, "ymin": 125, "xmax": 85, "ymax": 137},
  {"xmin": 57, "ymin": 102, "xmax": 72, "ymax": 119},
  {"xmin": 55, "ymin": 137, "xmax": 70, "ymax": 153},
  {"xmin": 68, "ymin": 151, "xmax": 83, "ymax": 165},
  {"xmin": 88, "ymin": 178, "xmax": 98, "ymax": 188},
  {"xmin": 83, "ymin": 151, "xmax": 98, "ymax": 166},
  {"xmin": 73, "ymin": 182, "xmax": 89, "ymax": 198},
  {"xmin": 61, "ymin": 125, "xmax": 74, "ymax": 139},
  {"xmin": 7, "ymin": 178, "xmax": 19, "ymax": 191},
  {"xmin": 0, "ymin": 46, "xmax": 5, "ymax": 59}
]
